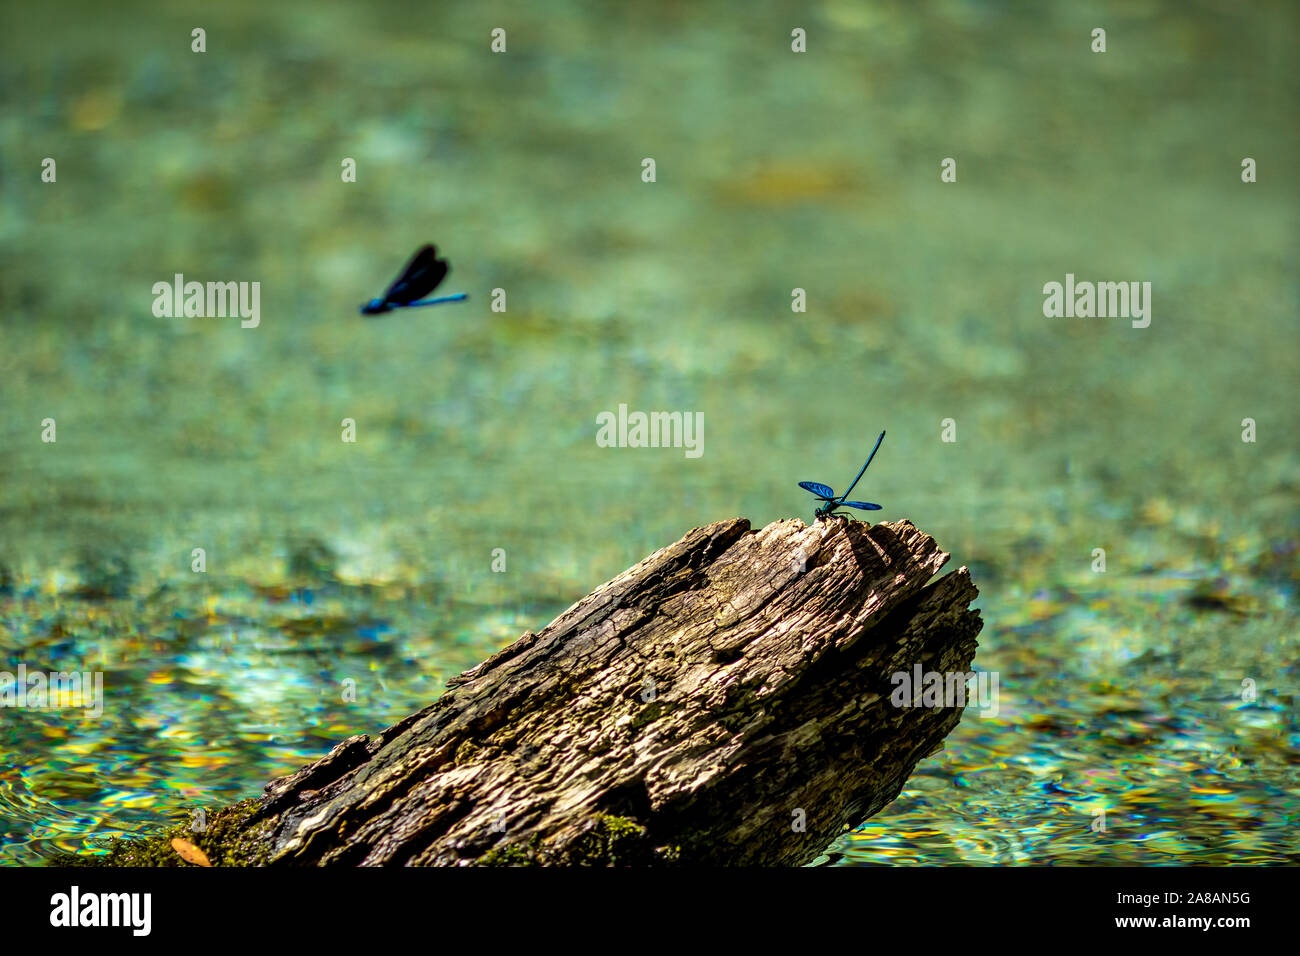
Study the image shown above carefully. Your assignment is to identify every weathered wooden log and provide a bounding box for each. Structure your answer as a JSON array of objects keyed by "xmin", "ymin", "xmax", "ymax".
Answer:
[{"xmin": 69, "ymin": 517, "xmax": 981, "ymax": 867}]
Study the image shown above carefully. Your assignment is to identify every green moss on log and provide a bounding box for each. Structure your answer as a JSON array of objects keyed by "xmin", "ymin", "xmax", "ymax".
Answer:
[
  {"xmin": 481, "ymin": 816, "xmax": 680, "ymax": 867},
  {"xmin": 49, "ymin": 798, "xmax": 273, "ymax": 867}
]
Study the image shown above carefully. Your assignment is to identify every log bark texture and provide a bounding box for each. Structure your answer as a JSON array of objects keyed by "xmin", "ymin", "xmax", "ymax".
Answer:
[
  {"xmin": 249, "ymin": 516, "xmax": 982, "ymax": 866},
  {"xmin": 75, "ymin": 517, "xmax": 982, "ymax": 867}
]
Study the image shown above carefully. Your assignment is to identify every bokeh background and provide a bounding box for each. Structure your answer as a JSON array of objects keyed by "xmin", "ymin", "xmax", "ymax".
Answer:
[{"xmin": 1, "ymin": 0, "xmax": 1297, "ymax": 865}]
